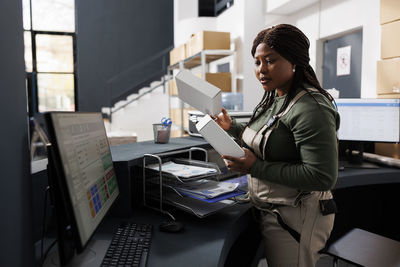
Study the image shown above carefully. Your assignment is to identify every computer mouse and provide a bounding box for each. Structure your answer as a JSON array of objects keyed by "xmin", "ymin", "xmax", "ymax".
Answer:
[{"xmin": 159, "ymin": 220, "xmax": 184, "ymax": 233}]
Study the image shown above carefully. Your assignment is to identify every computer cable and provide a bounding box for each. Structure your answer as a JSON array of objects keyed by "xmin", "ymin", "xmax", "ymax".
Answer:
[
  {"xmin": 41, "ymin": 239, "xmax": 57, "ymax": 267},
  {"xmin": 40, "ymin": 186, "xmax": 58, "ymax": 267},
  {"xmin": 40, "ymin": 186, "xmax": 50, "ymax": 262}
]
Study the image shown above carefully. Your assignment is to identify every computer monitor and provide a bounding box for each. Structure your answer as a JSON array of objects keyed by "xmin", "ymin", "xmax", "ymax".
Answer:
[
  {"xmin": 336, "ymin": 98, "xmax": 400, "ymax": 142},
  {"xmin": 45, "ymin": 112, "xmax": 119, "ymax": 265},
  {"xmin": 335, "ymin": 98, "xmax": 400, "ymax": 167}
]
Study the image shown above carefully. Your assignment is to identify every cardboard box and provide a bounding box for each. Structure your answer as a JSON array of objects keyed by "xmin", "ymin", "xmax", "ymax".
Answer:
[
  {"xmin": 169, "ymin": 79, "xmax": 178, "ymax": 96},
  {"xmin": 170, "ymin": 129, "xmax": 182, "ymax": 138},
  {"xmin": 187, "ymin": 31, "xmax": 230, "ymax": 57},
  {"xmin": 195, "ymin": 72, "xmax": 232, "ymax": 92},
  {"xmin": 170, "ymin": 107, "xmax": 194, "ymax": 129},
  {"xmin": 381, "ymin": 20, "xmax": 400, "ymax": 59},
  {"xmin": 377, "ymin": 93, "xmax": 400, "ymax": 99},
  {"xmin": 380, "ymin": 0, "xmax": 400, "ymax": 25},
  {"xmin": 375, "ymin": 142, "xmax": 400, "ymax": 159},
  {"xmin": 175, "ymin": 70, "xmax": 222, "ymax": 115},
  {"xmin": 377, "ymin": 58, "xmax": 400, "ymax": 94},
  {"xmin": 107, "ymin": 136, "xmax": 137, "ymax": 146},
  {"xmin": 169, "ymin": 43, "xmax": 186, "ymax": 66}
]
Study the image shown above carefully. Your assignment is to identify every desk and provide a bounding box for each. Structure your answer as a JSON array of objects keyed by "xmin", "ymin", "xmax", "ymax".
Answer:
[
  {"xmin": 99, "ymin": 204, "xmax": 253, "ymax": 267},
  {"xmin": 331, "ymin": 167, "xmax": 400, "ymax": 245},
  {"xmin": 107, "ymin": 136, "xmax": 400, "ymax": 260},
  {"xmin": 37, "ymin": 137, "xmax": 400, "ymax": 266},
  {"xmin": 336, "ymin": 167, "xmax": 400, "ymax": 189},
  {"xmin": 110, "ymin": 136, "xmax": 210, "ymax": 167},
  {"xmin": 44, "ymin": 203, "xmax": 254, "ymax": 267}
]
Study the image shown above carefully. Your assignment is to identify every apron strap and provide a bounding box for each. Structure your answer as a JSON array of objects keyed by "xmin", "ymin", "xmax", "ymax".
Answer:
[
  {"xmin": 273, "ymin": 211, "xmax": 301, "ymax": 243},
  {"xmin": 260, "ymin": 88, "xmax": 318, "ymax": 159},
  {"xmin": 242, "ymin": 88, "xmax": 319, "ymax": 159},
  {"xmin": 276, "ymin": 88, "xmax": 317, "ymax": 119}
]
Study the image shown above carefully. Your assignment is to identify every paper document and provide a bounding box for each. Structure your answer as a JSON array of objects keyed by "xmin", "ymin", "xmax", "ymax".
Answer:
[
  {"xmin": 172, "ymin": 179, "xmax": 239, "ymax": 199},
  {"xmin": 146, "ymin": 161, "xmax": 218, "ymax": 178}
]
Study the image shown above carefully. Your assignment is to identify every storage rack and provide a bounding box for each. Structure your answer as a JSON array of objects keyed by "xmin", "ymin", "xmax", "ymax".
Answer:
[
  {"xmin": 167, "ymin": 49, "xmax": 236, "ymax": 136},
  {"xmin": 142, "ymin": 147, "xmax": 224, "ymax": 220}
]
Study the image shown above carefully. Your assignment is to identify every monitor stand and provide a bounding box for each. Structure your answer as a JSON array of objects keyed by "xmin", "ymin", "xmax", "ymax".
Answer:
[
  {"xmin": 43, "ymin": 239, "xmax": 110, "ymax": 267},
  {"xmin": 339, "ymin": 142, "xmax": 380, "ymax": 170},
  {"xmin": 339, "ymin": 160, "xmax": 380, "ymax": 170}
]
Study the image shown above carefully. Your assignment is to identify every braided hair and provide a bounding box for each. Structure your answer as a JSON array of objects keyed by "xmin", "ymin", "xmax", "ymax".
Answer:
[{"xmin": 246, "ymin": 24, "xmax": 333, "ymax": 126}]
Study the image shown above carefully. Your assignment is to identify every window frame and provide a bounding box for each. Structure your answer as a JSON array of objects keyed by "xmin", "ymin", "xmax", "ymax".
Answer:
[
  {"xmin": 26, "ymin": 30, "xmax": 77, "ymax": 115},
  {"xmin": 24, "ymin": 0, "xmax": 78, "ymax": 116}
]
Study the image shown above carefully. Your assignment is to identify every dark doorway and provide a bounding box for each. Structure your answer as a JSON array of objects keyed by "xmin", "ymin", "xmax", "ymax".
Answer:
[{"xmin": 322, "ymin": 29, "xmax": 363, "ymax": 98}]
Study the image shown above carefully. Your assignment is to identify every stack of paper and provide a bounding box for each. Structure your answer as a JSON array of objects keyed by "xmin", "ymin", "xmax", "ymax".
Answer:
[
  {"xmin": 172, "ymin": 179, "xmax": 239, "ymax": 199},
  {"xmin": 146, "ymin": 161, "xmax": 218, "ymax": 178}
]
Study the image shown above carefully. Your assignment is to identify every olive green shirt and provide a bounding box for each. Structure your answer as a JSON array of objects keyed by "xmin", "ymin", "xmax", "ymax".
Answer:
[{"xmin": 228, "ymin": 88, "xmax": 340, "ymax": 191}]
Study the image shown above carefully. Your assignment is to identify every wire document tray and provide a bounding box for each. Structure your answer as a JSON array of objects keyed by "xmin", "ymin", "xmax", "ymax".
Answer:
[{"xmin": 142, "ymin": 147, "xmax": 240, "ymax": 219}]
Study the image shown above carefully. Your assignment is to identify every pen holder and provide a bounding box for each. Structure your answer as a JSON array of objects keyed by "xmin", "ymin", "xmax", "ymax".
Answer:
[{"xmin": 153, "ymin": 123, "xmax": 171, "ymax": 143}]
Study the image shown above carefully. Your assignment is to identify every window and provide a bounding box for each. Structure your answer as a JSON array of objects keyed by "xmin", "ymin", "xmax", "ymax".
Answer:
[{"xmin": 23, "ymin": 0, "xmax": 76, "ymax": 114}]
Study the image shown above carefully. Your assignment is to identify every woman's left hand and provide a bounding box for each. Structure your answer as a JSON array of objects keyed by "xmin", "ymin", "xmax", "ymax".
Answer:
[{"xmin": 222, "ymin": 148, "xmax": 257, "ymax": 173}]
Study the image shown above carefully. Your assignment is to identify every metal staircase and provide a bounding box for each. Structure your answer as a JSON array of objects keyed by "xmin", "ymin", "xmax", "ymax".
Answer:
[
  {"xmin": 103, "ymin": 75, "xmax": 172, "ymax": 142},
  {"xmin": 101, "ymin": 45, "xmax": 174, "ymax": 142}
]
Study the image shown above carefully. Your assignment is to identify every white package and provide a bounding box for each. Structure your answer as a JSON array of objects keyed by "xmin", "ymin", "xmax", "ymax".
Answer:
[
  {"xmin": 196, "ymin": 115, "xmax": 244, "ymax": 158},
  {"xmin": 175, "ymin": 70, "xmax": 222, "ymax": 115}
]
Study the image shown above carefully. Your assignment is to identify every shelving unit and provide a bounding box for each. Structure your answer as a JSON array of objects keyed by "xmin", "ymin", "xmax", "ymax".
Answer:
[
  {"xmin": 142, "ymin": 147, "xmax": 238, "ymax": 219},
  {"xmin": 167, "ymin": 49, "xmax": 236, "ymax": 137}
]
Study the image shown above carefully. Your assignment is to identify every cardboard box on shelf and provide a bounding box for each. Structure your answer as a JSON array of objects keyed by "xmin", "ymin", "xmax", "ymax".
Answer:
[
  {"xmin": 195, "ymin": 72, "xmax": 232, "ymax": 92},
  {"xmin": 170, "ymin": 129, "xmax": 182, "ymax": 138},
  {"xmin": 170, "ymin": 107, "xmax": 196, "ymax": 129},
  {"xmin": 187, "ymin": 31, "xmax": 230, "ymax": 58},
  {"xmin": 107, "ymin": 135, "xmax": 137, "ymax": 146},
  {"xmin": 377, "ymin": 93, "xmax": 400, "ymax": 99},
  {"xmin": 171, "ymin": 72, "xmax": 232, "ymax": 96},
  {"xmin": 381, "ymin": 20, "xmax": 400, "ymax": 59},
  {"xmin": 170, "ymin": 43, "xmax": 187, "ymax": 66},
  {"xmin": 377, "ymin": 58, "xmax": 400, "ymax": 95},
  {"xmin": 375, "ymin": 142, "xmax": 400, "ymax": 159},
  {"xmin": 380, "ymin": 0, "xmax": 400, "ymax": 25},
  {"xmin": 169, "ymin": 79, "xmax": 178, "ymax": 96}
]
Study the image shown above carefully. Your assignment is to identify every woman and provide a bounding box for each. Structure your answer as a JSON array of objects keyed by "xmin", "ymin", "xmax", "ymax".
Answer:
[{"xmin": 214, "ymin": 24, "xmax": 340, "ymax": 267}]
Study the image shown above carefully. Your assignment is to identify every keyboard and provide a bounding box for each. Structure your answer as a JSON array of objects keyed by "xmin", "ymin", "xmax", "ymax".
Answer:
[{"xmin": 101, "ymin": 222, "xmax": 152, "ymax": 267}]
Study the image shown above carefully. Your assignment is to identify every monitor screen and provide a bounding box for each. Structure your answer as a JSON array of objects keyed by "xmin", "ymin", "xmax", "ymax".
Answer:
[
  {"xmin": 336, "ymin": 98, "xmax": 400, "ymax": 142},
  {"xmin": 45, "ymin": 112, "xmax": 119, "ymax": 253}
]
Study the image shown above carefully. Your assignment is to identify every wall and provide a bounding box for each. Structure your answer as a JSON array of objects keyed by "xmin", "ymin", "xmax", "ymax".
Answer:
[
  {"xmin": 263, "ymin": 0, "xmax": 380, "ymax": 99},
  {"xmin": 0, "ymin": 1, "xmax": 34, "ymax": 266},
  {"xmin": 242, "ymin": 0, "xmax": 268, "ymax": 111},
  {"xmin": 320, "ymin": 0, "xmax": 380, "ymax": 98},
  {"xmin": 173, "ymin": 0, "xmax": 266, "ymax": 111},
  {"xmin": 174, "ymin": 0, "xmax": 217, "ymax": 47},
  {"xmin": 76, "ymin": 0, "xmax": 174, "ymax": 112},
  {"xmin": 108, "ymin": 85, "xmax": 170, "ymax": 142},
  {"xmin": 174, "ymin": 0, "xmax": 381, "ymax": 112}
]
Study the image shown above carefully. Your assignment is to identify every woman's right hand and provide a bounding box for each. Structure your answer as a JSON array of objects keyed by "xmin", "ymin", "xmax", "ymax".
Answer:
[{"xmin": 212, "ymin": 108, "xmax": 232, "ymax": 131}]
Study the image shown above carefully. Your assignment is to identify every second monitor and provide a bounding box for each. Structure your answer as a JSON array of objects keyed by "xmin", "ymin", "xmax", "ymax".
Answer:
[{"xmin": 336, "ymin": 98, "xmax": 400, "ymax": 142}]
